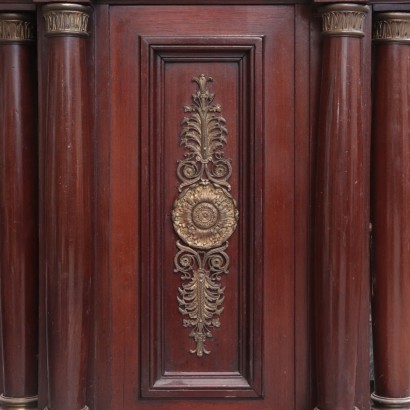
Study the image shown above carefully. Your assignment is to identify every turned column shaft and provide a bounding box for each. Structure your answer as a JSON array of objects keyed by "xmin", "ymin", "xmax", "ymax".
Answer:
[
  {"xmin": 372, "ymin": 13, "xmax": 410, "ymax": 410},
  {"xmin": 314, "ymin": 4, "xmax": 369, "ymax": 410},
  {"xmin": 42, "ymin": 4, "xmax": 92, "ymax": 410},
  {"xmin": 0, "ymin": 13, "xmax": 38, "ymax": 409}
]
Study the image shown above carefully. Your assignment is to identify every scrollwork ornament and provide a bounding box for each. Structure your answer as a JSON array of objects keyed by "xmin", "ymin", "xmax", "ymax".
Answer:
[{"xmin": 173, "ymin": 75, "xmax": 238, "ymax": 356}]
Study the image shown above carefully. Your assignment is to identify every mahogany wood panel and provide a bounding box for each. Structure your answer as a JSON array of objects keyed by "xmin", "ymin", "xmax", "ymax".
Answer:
[
  {"xmin": 313, "ymin": 5, "xmax": 370, "ymax": 410},
  {"xmin": 372, "ymin": 37, "xmax": 410, "ymax": 407},
  {"xmin": 94, "ymin": 4, "xmax": 301, "ymax": 409},
  {"xmin": 41, "ymin": 4, "xmax": 92, "ymax": 409},
  {"xmin": 0, "ymin": 13, "xmax": 38, "ymax": 408}
]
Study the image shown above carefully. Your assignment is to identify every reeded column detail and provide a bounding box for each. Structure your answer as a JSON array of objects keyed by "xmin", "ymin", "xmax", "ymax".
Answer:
[
  {"xmin": 371, "ymin": 12, "xmax": 410, "ymax": 410},
  {"xmin": 313, "ymin": 4, "xmax": 369, "ymax": 410},
  {"xmin": 0, "ymin": 12, "xmax": 38, "ymax": 410},
  {"xmin": 42, "ymin": 3, "xmax": 92, "ymax": 410}
]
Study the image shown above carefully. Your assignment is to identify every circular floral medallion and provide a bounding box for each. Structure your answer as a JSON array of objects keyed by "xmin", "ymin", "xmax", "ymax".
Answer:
[{"xmin": 172, "ymin": 184, "xmax": 239, "ymax": 249}]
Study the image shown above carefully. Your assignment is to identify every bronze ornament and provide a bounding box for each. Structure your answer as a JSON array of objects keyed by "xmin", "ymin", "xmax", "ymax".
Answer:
[
  {"xmin": 0, "ymin": 394, "xmax": 38, "ymax": 409},
  {"xmin": 0, "ymin": 13, "xmax": 35, "ymax": 43},
  {"xmin": 371, "ymin": 393, "xmax": 410, "ymax": 406},
  {"xmin": 43, "ymin": 3, "xmax": 91, "ymax": 37},
  {"xmin": 172, "ymin": 75, "xmax": 238, "ymax": 356},
  {"xmin": 320, "ymin": 3, "xmax": 369, "ymax": 37},
  {"xmin": 373, "ymin": 13, "xmax": 410, "ymax": 44},
  {"xmin": 173, "ymin": 184, "xmax": 238, "ymax": 250}
]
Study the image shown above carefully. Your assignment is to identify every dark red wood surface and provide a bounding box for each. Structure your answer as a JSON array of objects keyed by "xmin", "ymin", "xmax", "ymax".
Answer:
[
  {"xmin": 355, "ymin": 10, "xmax": 372, "ymax": 410},
  {"xmin": 0, "ymin": 2, "xmax": 378, "ymax": 409},
  {"xmin": 313, "ymin": 32, "xmax": 370, "ymax": 410},
  {"xmin": 93, "ymin": 4, "xmax": 300, "ymax": 409},
  {"xmin": 42, "ymin": 33, "xmax": 92, "ymax": 410},
  {"xmin": 0, "ymin": 29, "xmax": 38, "ymax": 401},
  {"xmin": 92, "ymin": 6, "xmax": 111, "ymax": 410},
  {"xmin": 372, "ymin": 42, "xmax": 410, "ymax": 400}
]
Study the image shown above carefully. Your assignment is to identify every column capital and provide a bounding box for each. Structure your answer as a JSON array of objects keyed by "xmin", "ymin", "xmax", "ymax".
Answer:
[
  {"xmin": 42, "ymin": 3, "xmax": 92, "ymax": 37},
  {"xmin": 0, "ymin": 13, "xmax": 35, "ymax": 43},
  {"xmin": 320, "ymin": 3, "xmax": 369, "ymax": 37},
  {"xmin": 373, "ymin": 12, "xmax": 410, "ymax": 44}
]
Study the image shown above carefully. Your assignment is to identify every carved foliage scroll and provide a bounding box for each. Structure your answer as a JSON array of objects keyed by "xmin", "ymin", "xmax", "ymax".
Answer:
[{"xmin": 172, "ymin": 75, "xmax": 238, "ymax": 357}]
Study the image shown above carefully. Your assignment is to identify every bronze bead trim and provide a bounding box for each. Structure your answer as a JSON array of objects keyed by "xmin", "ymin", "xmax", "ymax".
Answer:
[
  {"xmin": 314, "ymin": 408, "xmax": 359, "ymax": 410},
  {"xmin": 314, "ymin": 407, "xmax": 359, "ymax": 410},
  {"xmin": 371, "ymin": 393, "xmax": 410, "ymax": 406},
  {"xmin": 0, "ymin": 394, "xmax": 38, "ymax": 407},
  {"xmin": 373, "ymin": 13, "xmax": 410, "ymax": 44},
  {"xmin": 0, "ymin": 13, "xmax": 35, "ymax": 43},
  {"xmin": 320, "ymin": 3, "xmax": 369, "ymax": 37},
  {"xmin": 44, "ymin": 407, "xmax": 88, "ymax": 410},
  {"xmin": 43, "ymin": 3, "xmax": 91, "ymax": 37}
]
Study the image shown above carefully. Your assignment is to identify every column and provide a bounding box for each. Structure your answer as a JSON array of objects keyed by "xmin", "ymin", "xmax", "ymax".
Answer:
[
  {"xmin": 313, "ymin": 4, "xmax": 369, "ymax": 410},
  {"xmin": 0, "ymin": 13, "xmax": 38, "ymax": 410},
  {"xmin": 371, "ymin": 12, "xmax": 410, "ymax": 410},
  {"xmin": 41, "ymin": 4, "xmax": 92, "ymax": 410}
]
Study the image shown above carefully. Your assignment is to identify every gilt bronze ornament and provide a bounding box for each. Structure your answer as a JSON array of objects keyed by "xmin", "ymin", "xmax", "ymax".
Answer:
[{"xmin": 172, "ymin": 75, "xmax": 238, "ymax": 357}]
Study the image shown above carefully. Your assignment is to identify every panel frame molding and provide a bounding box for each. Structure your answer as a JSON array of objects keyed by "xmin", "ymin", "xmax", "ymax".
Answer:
[{"xmin": 139, "ymin": 35, "xmax": 264, "ymax": 399}]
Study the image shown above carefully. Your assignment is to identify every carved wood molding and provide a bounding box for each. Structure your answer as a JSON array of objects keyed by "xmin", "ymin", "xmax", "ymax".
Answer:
[
  {"xmin": 0, "ymin": 13, "xmax": 34, "ymax": 43},
  {"xmin": 320, "ymin": 3, "xmax": 369, "ymax": 37},
  {"xmin": 373, "ymin": 12, "xmax": 410, "ymax": 43},
  {"xmin": 43, "ymin": 3, "xmax": 91, "ymax": 37}
]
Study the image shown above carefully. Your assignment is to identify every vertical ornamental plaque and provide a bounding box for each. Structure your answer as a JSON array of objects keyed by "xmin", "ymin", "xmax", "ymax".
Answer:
[{"xmin": 172, "ymin": 75, "xmax": 239, "ymax": 357}]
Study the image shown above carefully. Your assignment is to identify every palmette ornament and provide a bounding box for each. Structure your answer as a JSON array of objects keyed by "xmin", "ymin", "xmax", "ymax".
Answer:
[{"xmin": 172, "ymin": 75, "xmax": 238, "ymax": 356}]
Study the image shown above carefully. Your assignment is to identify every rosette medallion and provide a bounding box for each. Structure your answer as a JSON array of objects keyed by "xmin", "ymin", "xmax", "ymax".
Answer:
[
  {"xmin": 172, "ymin": 75, "xmax": 238, "ymax": 356},
  {"xmin": 173, "ymin": 184, "xmax": 238, "ymax": 250}
]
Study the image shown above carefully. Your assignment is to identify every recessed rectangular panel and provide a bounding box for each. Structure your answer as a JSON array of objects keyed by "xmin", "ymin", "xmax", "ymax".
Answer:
[{"xmin": 139, "ymin": 37, "xmax": 263, "ymax": 398}]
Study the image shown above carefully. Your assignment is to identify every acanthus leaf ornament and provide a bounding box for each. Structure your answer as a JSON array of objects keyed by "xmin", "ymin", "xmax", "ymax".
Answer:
[{"xmin": 172, "ymin": 75, "xmax": 238, "ymax": 357}]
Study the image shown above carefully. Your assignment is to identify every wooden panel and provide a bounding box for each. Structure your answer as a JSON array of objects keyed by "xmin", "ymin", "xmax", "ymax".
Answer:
[
  {"xmin": 103, "ymin": 5, "xmax": 296, "ymax": 409},
  {"xmin": 139, "ymin": 36, "xmax": 263, "ymax": 398}
]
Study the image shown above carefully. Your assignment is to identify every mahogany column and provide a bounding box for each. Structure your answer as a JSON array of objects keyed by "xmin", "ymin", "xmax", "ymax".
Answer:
[
  {"xmin": 0, "ymin": 13, "xmax": 38, "ymax": 410},
  {"xmin": 371, "ymin": 13, "xmax": 410, "ymax": 410},
  {"xmin": 313, "ymin": 4, "xmax": 369, "ymax": 410},
  {"xmin": 41, "ymin": 4, "xmax": 92, "ymax": 410}
]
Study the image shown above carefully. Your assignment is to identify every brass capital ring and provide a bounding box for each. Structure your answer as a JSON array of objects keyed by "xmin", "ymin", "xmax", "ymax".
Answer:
[
  {"xmin": 0, "ymin": 394, "xmax": 38, "ymax": 408},
  {"xmin": 320, "ymin": 3, "xmax": 369, "ymax": 37},
  {"xmin": 314, "ymin": 408, "xmax": 359, "ymax": 410},
  {"xmin": 0, "ymin": 13, "xmax": 35, "ymax": 43},
  {"xmin": 371, "ymin": 393, "xmax": 410, "ymax": 406},
  {"xmin": 43, "ymin": 3, "xmax": 92, "ymax": 37},
  {"xmin": 45, "ymin": 407, "xmax": 88, "ymax": 410}
]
